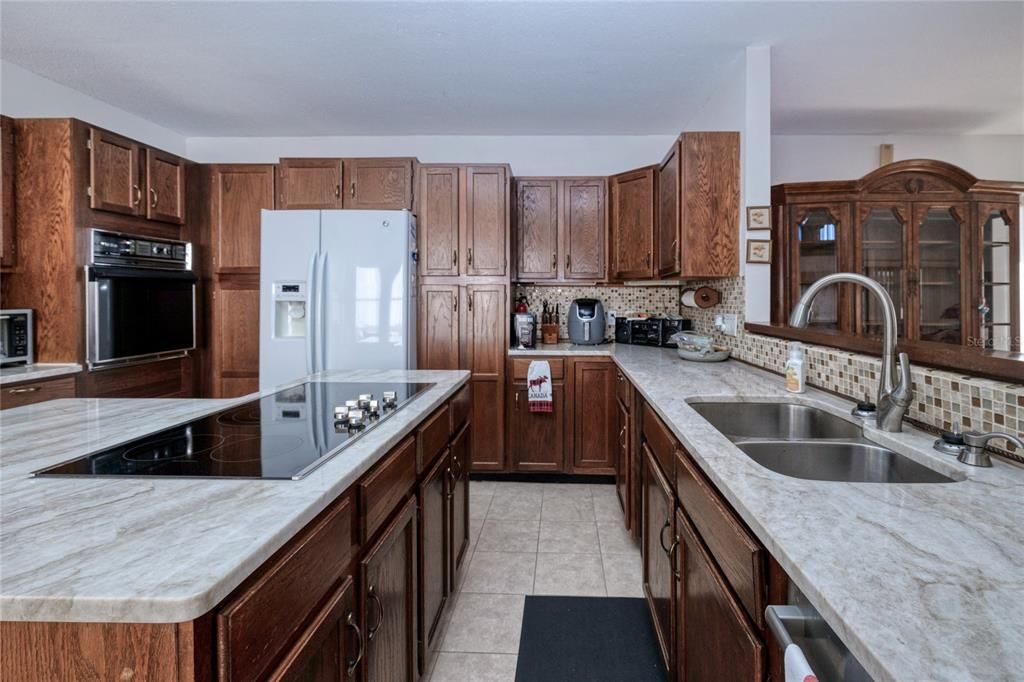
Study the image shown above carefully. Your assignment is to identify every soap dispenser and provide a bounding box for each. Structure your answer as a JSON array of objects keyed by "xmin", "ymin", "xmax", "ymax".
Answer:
[{"xmin": 785, "ymin": 341, "xmax": 806, "ymax": 393}]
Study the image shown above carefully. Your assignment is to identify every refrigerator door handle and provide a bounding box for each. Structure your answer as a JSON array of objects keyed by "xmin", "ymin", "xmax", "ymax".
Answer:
[
  {"xmin": 306, "ymin": 250, "xmax": 319, "ymax": 376},
  {"xmin": 318, "ymin": 251, "xmax": 329, "ymax": 373}
]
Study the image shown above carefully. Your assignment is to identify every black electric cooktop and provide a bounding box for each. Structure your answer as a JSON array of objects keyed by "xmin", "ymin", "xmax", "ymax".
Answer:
[{"xmin": 34, "ymin": 382, "xmax": 433, "ymax": 480}]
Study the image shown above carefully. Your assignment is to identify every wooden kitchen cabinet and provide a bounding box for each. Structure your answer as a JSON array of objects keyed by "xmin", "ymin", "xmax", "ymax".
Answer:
[
  {"xmin": 655, "ymin": 132, "xmax": 740, "ymax": 279},
  {"xmin": 465, "ymin": 284, "xmax": 507, "ymax": 471},
  {"xmin": 418, "ymin": 447, "xmax": 450, "ymax": 671},
  {"xmin": 0, "ymin": 375, "xmax": 76, "ymax": 410},
  {"xmin": 360, "ymin": 497, "xmax": 417, "ymax": 682},
  {"xmin": 343, "ymin": 157, "xmax": 414, "ymax": 209},
  {"xmin": 572, "ymin": 360, "xmax": 616, "ymax": 474},
  {"xmin": 88, "ymin": 127, "xmax": 142, "ymax": 216},
  {"xmin": 514, "ymin": 177, "xmax": 607, "ymax": 282},
  {"xmin": 465, "ymin": 165, "xmax": 509, "ymax": 277},
  {"xmin": 676, "ymin": 508, "xmax": 764, "ymax": 682},
  {"xmin": 509, "ymin": 383, "xmax": 566, "ymax": 472},
  {"xmin": 277, "ymin": 158, "xmax": 344, "ymax": 209},
  {"xmin": 418, "ymin": 166, "xmax": 461, "ymax": 276},
  {"xmin": 450, "ymin": 420, "xmax": 471, "ymax": 589},
  {"xmin": 643, "ymin": 446, "xmax": 676, "ymax": 674},
  {"xmin": 1, "ymin": 115, "xmax": 16, "ymax": 268},
  {"xmin": 144, "ymin": 148, "xmax": 186, "ymax": 224},
  {"xmin": 610, "ymin": 166, "xmax": 657, "ymax": 280},
  {"xmin": 418, "ymin": 284, "xmax": 460, "ymax": 370},
  {"xmin": 615, "ymin": 391, "xmax": 630, "ymax": 519}
]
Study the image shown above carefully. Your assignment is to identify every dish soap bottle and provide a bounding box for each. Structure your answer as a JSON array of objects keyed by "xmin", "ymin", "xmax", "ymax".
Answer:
[{"xmin": 785, "ymin": 342, "xmax": 806, "ymax": 393}]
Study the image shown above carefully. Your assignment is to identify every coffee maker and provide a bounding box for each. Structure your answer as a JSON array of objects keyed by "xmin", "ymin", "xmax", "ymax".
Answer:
[{"xmin": 512, "ymin": 313, "xmax": 537, "ymax": 349}]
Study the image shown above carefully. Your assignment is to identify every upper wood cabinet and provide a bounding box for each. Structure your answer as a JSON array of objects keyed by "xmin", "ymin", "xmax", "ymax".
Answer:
[
  {"xmin": 277, "ymin": 158, "xmax": 344, "ymax": 209},
  {"xmin": 343, "ymin": 157, "xmax": 414, "ymax": 209},
  {"xmin": 418, "ymin": 166, "xmax": 461, "ymax": 276},
  {"xmin": 1, "ymin": 115, "xmax": 15, "ymax": 268},
  {"xmin": 656, "ymin": 132, "xmax": 740, "ymax": 279},
  {"xmin": 209, "ymin": 165, "xmax": 276, "ymax": 272},
  {"xmin": 610, "ymin": 166, "xmax": 657, "ymax": 280},
  {"xmin": 771, "ymin": 160, "xmax": 1024, "ymax": 364},
  {"xmin": 416, "ymin": 164, "xmax": 510, "ymax": 278},
  {"xmin": 87, "ymin": 126, "xmax": 186, "ymax": 224},
  {"xmin": 514, "ymin": 177, "xmax": 606, "ymax": 282}
]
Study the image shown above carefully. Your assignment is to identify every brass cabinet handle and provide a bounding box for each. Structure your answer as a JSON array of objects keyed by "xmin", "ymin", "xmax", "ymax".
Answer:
[
  {"xmin": 132, "ymin": 184, "xmax": 142, "ymax": 206},
  {"xmin": 468, "ymin": 295, "xmax": 473, "ymax": 313},
  {"xmin": 645, "ymin": 252, "xmax": 651, "ymax": 267},
  {"xmin": 453, "ymin": 295, "xmax": 458, "ymax": 312},
  {"xmin": 552, "ymin": 253, "xmax": 557, "ymax": 271},
  {"xmin": 9, "ymin": 386, "xmax": 40, "ymax": 394},
  {"xmin": 367, "ymin": 585, "xmax": 383, "ymax": 640},
  {"xmin": 335, "ymin": 184, "xmax": 341, "ymax": 199},
  {"xmin": 446, "ymin": 466, "xmax": 455, "ymax": 499},
  {"xmin": 668, "ymin": 536, "xmax": 681, "ymax": 579},
  {"xmin": 350, "ymin": 182, "xmax": 356, "ymax": 199},
  {"xmin": 619, "ymin": 425, "xmax": 627, "ymax": 449},
  {"xmin": 659, "ymin": 519, "xmax": 671, "ymax": 552},
  {"xmin": 467, "ymin": 248, "xmax": 473, "ymax": 267},
  {"xmin": 514, "ymin": 391, "xmax": 519, "ymax": 409},
  {"xmin": 566, "ymin": 254, "xmax": 571, "ymax": 272},
  {"xmin": 149, "ymin": 187, "xmax": 158, "ymax": 209},
  {"xmin": 345, "ymin": 611, "xmax": 364, "ymax": 677},
  {"xmin": 453, "ymin": 249, "xmax": 458, "ymax": 267}
]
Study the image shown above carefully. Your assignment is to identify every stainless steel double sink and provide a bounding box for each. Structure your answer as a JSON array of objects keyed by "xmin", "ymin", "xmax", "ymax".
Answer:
[{"xmin": 689, "ymin": 402, "xmax": 956, "ymax": 484}]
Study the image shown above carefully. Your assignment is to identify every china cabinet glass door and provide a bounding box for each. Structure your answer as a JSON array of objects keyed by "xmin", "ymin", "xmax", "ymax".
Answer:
[
  {"xmin": 791, "ymin": 206, "xmax": 845, "ymax": 329},
  {"xmin": 913, "ymin": 204, "xmax": 967, "ymax": 345},
  {"xmin": 979, "ymin": 205, "xmax": 1019, "ymax": 351},
  {"xmin": 858, "ymin": 204, "xmax": 908, "ymax": 338}
]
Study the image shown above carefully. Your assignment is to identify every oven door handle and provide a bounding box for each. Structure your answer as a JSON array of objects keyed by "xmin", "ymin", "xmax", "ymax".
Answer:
[{"xmin": 87, "ymin": 266, "xmax": 197, "ymax": 282}]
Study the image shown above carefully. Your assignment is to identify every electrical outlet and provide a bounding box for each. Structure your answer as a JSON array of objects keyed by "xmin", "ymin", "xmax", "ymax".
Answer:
[
  {"xmin": 607, "ymin": 310, "xmax": 617, "ymax": 326},
  {"xmin": 720, "ymin": 314, "xmax": 739, "ymax": 337}
]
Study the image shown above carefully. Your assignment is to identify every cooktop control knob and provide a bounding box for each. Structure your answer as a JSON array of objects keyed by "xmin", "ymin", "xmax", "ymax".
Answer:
[
  {"xmin": 367, "ymin": 400, "xmax": 380, "ymax": 417},
  {"xmin": 382, "ymin": 391, "xmax": 398, "ymax": 408}
]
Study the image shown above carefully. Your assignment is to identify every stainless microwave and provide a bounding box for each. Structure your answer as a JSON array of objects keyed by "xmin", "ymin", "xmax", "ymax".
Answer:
[{"xmin": 0, "ymin": 309, "xmax": 34, "ymax": 366}]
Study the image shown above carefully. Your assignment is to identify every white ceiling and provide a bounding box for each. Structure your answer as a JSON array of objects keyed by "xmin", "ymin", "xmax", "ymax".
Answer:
[{"xmin": 1, "ymin": 1, "xmax": 1021, "ymax": 137}]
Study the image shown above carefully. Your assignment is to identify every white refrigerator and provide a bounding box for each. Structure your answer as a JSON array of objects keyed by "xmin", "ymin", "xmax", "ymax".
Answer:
[{"xmin": 259, "ymin": 209, "xmax": 417, "ymax": 390}]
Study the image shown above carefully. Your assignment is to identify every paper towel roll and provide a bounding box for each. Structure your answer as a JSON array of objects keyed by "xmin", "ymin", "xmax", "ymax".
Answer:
[{"xmin": 681, "ymin": 287, "xmax": 721, "ymax": 309}]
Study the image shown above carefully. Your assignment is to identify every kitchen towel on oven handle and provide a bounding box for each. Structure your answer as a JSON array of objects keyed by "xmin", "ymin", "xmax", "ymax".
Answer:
[{"xmin": 527, "ymin": 360, "xmax": 553, "ymax": 413}]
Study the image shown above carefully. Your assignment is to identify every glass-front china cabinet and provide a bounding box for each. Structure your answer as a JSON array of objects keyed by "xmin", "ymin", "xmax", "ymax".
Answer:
[{"xmin": 770, "ymin": 160, "xmax": 1022, "ymax": 372}]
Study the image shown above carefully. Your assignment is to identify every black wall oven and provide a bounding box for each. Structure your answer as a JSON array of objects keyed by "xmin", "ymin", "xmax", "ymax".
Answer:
[{"xmin": 86, "ymin": 230, "xmax": 196, "ymax": 369}]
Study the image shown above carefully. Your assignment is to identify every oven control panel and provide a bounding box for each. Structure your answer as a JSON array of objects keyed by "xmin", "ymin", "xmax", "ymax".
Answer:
[{"xmin": 91, "ymin": 230, "xmax": 190, "ymax": 270}]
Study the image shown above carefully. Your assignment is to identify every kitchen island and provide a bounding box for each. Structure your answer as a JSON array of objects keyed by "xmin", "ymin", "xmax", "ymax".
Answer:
[{"xmin": 1, "ymin": 368, "xmax": 471, "ymax": 681}]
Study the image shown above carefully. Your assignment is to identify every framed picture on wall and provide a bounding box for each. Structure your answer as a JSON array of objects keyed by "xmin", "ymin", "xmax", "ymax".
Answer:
[
  {"xmin": 746, "ymin": 240, "xmax": 772, "ymax": 264},
  {"xmin": 746, "ymin": 205, "xmax": 771, "ymax": 230}
]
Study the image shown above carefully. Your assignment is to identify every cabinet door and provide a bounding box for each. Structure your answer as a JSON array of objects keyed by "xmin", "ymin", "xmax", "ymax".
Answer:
[
  {"xmin": 210, "ymin": 165, "xmax": 276, "ymax": 271},
  {"xmin": 144, "ymin": 148, "xmax": 185, "ymax": 224},
  {"xmin": 678, "ymin": 132, "xmax": 740, "ymax": 278},
  {"xmin": 515, "ymin": 179, "xmax": 559, "ymax": 281},
  {"xmin": 344, "ymin": 158, "xmax": 414, "ymax": 210},
  {"xmin": 788, "ymin": 204, "xmax": 849, "ymax": 330},
  {"xmin": 615, "ymin": 397, "xmax": 630, "ymax": 522},
  {"xmin": 572, "ymin": 361, "xmax": 616, "ymax": 473},
  {"xmin": 977, "ymin": 203, "xmax": 1020, "ymax": 352},
  {"xmin": 911, "ymin": 203, "xmax": 968, "ymax": 345},
  {"xmin": 469, "ymin": 378, "xmax": 504, "ymax": 471},
  {"xmin": 278, "ymin": 158, "xmax": 344, "ymax": 209},
  {"xmin": 656, "ymin": 143, "xmax": 681, "ymax": 277},
  {"xmin": 509, "ymin": 383, "xmax": 565, "ymax": 472},
  {"xmin": 855, "ymin": 203, "xmax": 910, "ymax": 339},
  {"xmin": 418, "ymin": 285, "xmax": 460, "ymax": 370},
  {"xmin": 2, "ymin": 376, "xmax": 76, "ymax": 410},
  {"xmin": 361, "ymin": 497, "xmax": 417, "ymax": 682},
  {"xmin": 266, "ymin": 576, "xmax": 362, "ymax": 682},
  {"xmin": 464, "ymin": 285, "xmax": 506, "ymax": 378},
  {"xmin": 212, "ymin": 283, "xmax": 260, "ymax": 398},
  {"xmin": 450, "ymin": 421, "xmax": 471, "ymax": 589},
  {"xmin": 89, "ymin": 127, "xmax": 141, "ymax": 216},
  {"xmin": 418, "ymin": 449, "xmax": 450, "ymax": 670},
  {"xmin": 677, "ymin": 509, "xmax": 764, "ymax": 682},
  {"xmin": 610, "ymin": 168, "xmax": 655, "ymax": 280},
  {"xmin": 1, "ymin": 116, "xmax": 15, "ymax": 268},
  {"xmin": 418, "ymin": 166, "xmax": 461, "ymax": 276},
  {"xmin": 465, "ymin": 166, "xmax": 508, "ymax": 276},
  {"xmin": 642, "ymin": 446, "xmax": 674, "ymax": 673},
  {"xmin": 563, "ymin": 179, "xmax": 607, "ymax": 280}
]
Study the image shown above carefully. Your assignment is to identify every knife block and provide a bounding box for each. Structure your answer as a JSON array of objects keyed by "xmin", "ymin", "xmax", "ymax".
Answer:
[{"xmin": 541, "ymin": 324, "xmax": 559, "ymax": 345}]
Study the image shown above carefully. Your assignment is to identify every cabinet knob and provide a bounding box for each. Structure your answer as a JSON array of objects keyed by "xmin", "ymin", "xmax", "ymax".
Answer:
[
  {"xmin": 645, "ymin": 252, "xmax": 651, "ymax": 267},
  {"xmin": 350, "ymin": 182, "xmax": 356, "ymax": 199},
  {"xmin": 132, "ymin": 185, "xmax": 142, "ymax": 206},
  {"xmin": 552, "ymin": 253, "xmax": 557, "ymax": 271},
  {"xmin": 467, "ymin": 248, "xmax": 473, "ymax": 267},
  {"xmin": 149, "ymin": 187, "xmax": 158, "ymax": 209},
  {"xmin": 566, "ymin": 254, "xmax": 571, "ymax": 272},
  {"xmin": 334, "ymin": 184, "xmax": 341, "ymax": 199},
  {"xmin": 453, "ymin": 249, "xmax": 458, "ymax": 267}
]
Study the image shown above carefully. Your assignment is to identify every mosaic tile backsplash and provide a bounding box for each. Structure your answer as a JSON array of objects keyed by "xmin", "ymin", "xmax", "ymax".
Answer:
[
  {"xmin": 686, "ymin": 276, "xmax": 1024, "ymax": 456},
  {"xmin": 513, "ymin": 284, "xmax": 682, "ymax": 341}
]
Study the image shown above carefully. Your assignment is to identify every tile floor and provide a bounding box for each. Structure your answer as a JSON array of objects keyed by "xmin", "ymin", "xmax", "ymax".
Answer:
[{"xmin": 424, "ymin": 481, "xmax": 643, "ymax": 682}]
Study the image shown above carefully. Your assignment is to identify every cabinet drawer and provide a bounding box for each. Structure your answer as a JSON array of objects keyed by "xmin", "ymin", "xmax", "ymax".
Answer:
[
  {"xmin": 1, "ymin": 376, "xmax": 76, "ymax": 410},
  {"xmin": 360, "ymin": 436, "xmax": 417, "ymax": 543},
  {"xmin": 450, "ymin": 383, "xmax": 471, "ymax": 433},
  {"xmin": 418, "ymin": 404, "xmax": 451, "ymax": 473},
  {"xmin": 642, "ymin": 403, "xmax": 676, "ymax": 480},
  {"xmin": 511, "ymin": 357, "xmax": 565, "ymax": 381},
  {"xmin": 615, "ymin": 368, "xmax": 630, "ymax": 410},
  {"xmin": 217, "ymin": 494, "xmax": 356, "ymax": 682},
  {"xmin": 676, "ymin": 448, "xmax": 765, "ymax": 627}
]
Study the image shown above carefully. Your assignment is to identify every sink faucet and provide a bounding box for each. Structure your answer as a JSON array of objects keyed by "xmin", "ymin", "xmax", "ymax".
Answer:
[{"xmin": 789, "ymin": 273, "xmax": 913, "ymax": 432}]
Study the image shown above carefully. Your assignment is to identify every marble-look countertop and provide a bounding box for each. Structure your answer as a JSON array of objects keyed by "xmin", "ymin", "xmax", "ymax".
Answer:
[
  {"xmin": 508, "ymin": 342, "xmax": 614, "ymax": 356},
  {"xmin": 0, "ymin": 369, "xmax": 469, "ymax": 624},
  {"xmin": 0, "ymin": 363, "xmax": 82, "ymax": 385},
  {"xmin": 603, "ymin": 345, "xmax": 1023, "ymax": 682}
]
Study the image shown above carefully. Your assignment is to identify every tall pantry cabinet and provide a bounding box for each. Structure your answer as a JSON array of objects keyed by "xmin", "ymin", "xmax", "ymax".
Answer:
[{"xmin": 416, "ymin": 164, "xmax": 511, "ymax": 471}]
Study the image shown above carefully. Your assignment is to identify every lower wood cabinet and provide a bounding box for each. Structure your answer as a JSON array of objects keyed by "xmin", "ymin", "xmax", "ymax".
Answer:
[
  {"xmin": 418, "ymin": 447, "xmax": 450, "ymax": 671},
  {"xmin": 675, "ymin": 508, "xmax": 764, "ymax": 682},
  {"xmin": 509, "ymin": 383, "xmax": 566, "ymax": 472},
  {"xmin": 450, "ymin": 421, "xmax": 472, "ymax": 589},
  {"xmin": 361, "ymin": 497, "xmax": 417, "ymax": 682},
  {"xmin": 642, "ymin": 446, "xmax": 676, "ymax": 673},
  {"xmin": 615, "ymin": 394, "xmax": 630, "ymax": 525},
  {"xmin": 1, "ymin": 375, "xmax": 76, "ymax": 410},
  {"xmin": 572, "ymin": 360, "xmax": 616, "ymax": 474}
]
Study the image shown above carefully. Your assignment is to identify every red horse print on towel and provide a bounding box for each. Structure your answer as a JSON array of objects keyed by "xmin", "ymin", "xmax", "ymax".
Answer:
[{"xmin": 528, "ymin": 375, "xmax": 550, "ymax": 390}]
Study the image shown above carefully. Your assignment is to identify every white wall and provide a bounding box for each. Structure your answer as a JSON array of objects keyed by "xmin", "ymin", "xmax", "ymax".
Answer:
[
  {"xmin": 186, "ymin": 135, "xmax": 675, "ymax": 176},
  {"xmin": 772, "ymin": 134, "xmax": 1024, "ymax": 183},
  {"xmin": 0, "ymin": 60, "xmax": 187, "ymax": 155}
]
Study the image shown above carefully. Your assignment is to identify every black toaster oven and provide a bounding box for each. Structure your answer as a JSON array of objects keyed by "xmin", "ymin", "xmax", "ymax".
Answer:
[{"xmin": 614, "ymin": 317, "xmax": 691, "ymax": 347}]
